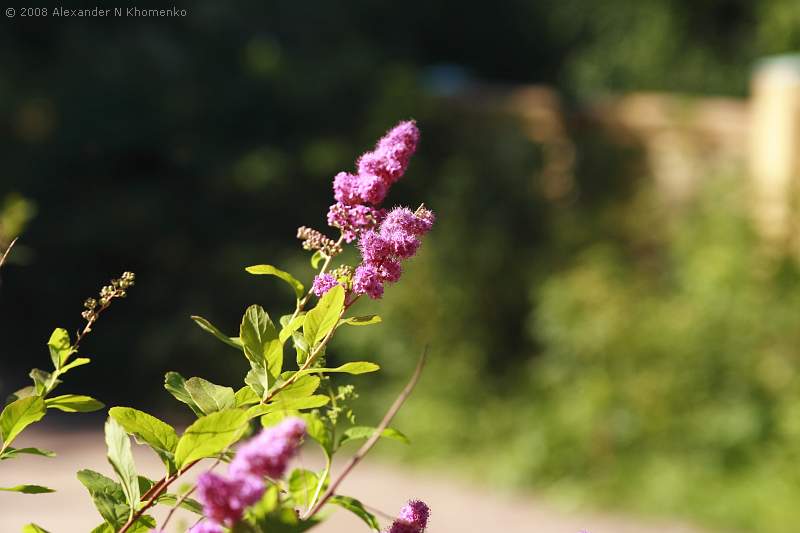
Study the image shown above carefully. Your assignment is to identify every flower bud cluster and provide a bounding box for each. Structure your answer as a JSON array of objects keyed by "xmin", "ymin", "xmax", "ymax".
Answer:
[
  {"xmin": 297, "ymin": 226, "xmax": 342, "ymax": 256},
  {"xmin": 81, "ymin": 271, "xmax": 135, "ymax": 322}
]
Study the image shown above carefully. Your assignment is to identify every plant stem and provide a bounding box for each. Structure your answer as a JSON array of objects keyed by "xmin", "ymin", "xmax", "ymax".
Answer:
[
  {"xmin": 304, "ymin": 349, "xmax": 427, "ymax": 519},
  {"xmin": 0, "ymin": 237, "xmax": 18, "ymax": 269}
]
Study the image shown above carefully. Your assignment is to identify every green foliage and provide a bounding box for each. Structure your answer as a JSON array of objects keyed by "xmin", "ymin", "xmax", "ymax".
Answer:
[
  {"xmin": 108, "ymin": 407, "xmax": 178, "ymax": 472},
  {"xmin": 164, "ymin": 371, "xmax": 205, "ymax": 417},
  {"xmin": 174, "ymin": 409, "xmax": 249, "ymax": 468},
  {"xmin": 45, "ymin": 394, "xmax": 104, "ymax": 413},
  {"xmin": 77, "ymin": 469, "xmax": 132, "ymax": 529},
  {"xmin": 22, "ymin": 525, "xmax": 50, "ymax": 533},
  {"xmin": 327, "ymin": 495, "xmax": 380, "ymax": 531},
  {"xmin": 240, "ymin": 305, "xmax": 283, "ymax": 380},
  {"xmin": 338, "ymin": 426, "xmax": 409, "ymax": 447},
  {"xmin": 0, "ymin": 484, "xmax": 55, "ymax": 494},
  {"xmin": 246, "ymin": 265, "xmax": 305, "ymax": 299},
  {"xmin": 191, "ymin": 315, "xmax": 243, "ymax": 350},
  {"xmin": 0, "ymin": 396, "xmax": 46, "ymax": 453},
  {"xmin": 184, "ymin": 377, "xmax": 236, "ymax": 414},
  {"xmin": 104, "ymin": 417, "xmax": 140, "ymax": 516},
  {"xmin": 303, "ymin": 285, "xmax": 345, "ymax": 348}
]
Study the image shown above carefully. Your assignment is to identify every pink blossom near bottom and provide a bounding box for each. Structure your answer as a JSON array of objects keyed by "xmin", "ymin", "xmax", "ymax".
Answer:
[
  {"xmin": 387, "ymin": 499, "xmax": 430, "ymax": 533},
  {"xmin": 195, "ymin": 471, "xmax": 264, "ymax": 526}
]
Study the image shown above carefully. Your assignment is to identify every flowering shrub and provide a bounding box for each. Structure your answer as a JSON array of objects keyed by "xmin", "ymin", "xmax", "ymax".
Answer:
[{"xmin": 1, "ymin": 121, "xmax": 434, "ymax": 533}]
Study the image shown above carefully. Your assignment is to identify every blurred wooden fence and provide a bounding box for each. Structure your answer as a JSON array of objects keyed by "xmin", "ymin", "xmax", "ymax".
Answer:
[{"xmin": 472, "ymin": 57, "xmax": 800, "ymax": 250}]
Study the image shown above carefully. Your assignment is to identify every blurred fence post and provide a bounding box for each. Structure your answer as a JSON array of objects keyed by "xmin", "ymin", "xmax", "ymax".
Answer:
[{"xmin": 750, "ymin": 55, "xmax": 800, "ymax": 249}]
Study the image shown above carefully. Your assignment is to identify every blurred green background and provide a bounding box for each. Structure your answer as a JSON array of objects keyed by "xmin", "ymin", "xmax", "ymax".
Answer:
[{"xmin": 5, "ymin": 1, "xmax": 800, "ymax": 531}]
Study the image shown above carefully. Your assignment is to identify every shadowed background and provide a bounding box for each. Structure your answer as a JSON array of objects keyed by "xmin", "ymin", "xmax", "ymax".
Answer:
[{"xmin": 4, "ymin": 1, "xmax": 800, "ymax": 531}]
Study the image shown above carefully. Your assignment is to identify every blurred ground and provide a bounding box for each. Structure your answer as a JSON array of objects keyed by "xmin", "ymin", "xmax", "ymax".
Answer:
[{"xmin": 0, "ymin": 429, "xmax": 719, "ymax": 533}]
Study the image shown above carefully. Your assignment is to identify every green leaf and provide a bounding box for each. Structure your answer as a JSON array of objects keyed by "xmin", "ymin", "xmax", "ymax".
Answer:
[
  {"xmin": 299, "ymin": 411, "xmax": 334, "ymax": 457},
  {"xmin": 156, "ymin": 493, "xmax": 204, "ymax": 514},
  {"xmin": 293, "ymin": 361, "xmax": 380, "ymax": 380},
  {"xmin": 22, "ymin": 524, "xmax": 51, "ymax": 533},
  {"xmin": 245, "ymin": 364, "xmax": 270, "ymax": 399},
  {"xmin": 191, "ymin": 315, "xmax": 243, "ymax": 350},
  {"xmin": 89, "ymin": 515, "xmax": 156, "ymax": 533},
  {"xmin": 240, "ymin": 304, "xmax": 283, "ymax": 378},
  {"xmin": 77, "ymin": 469, "xmax": 129, "ymax": 529},
  {"xmin": 0, "ymin": 396, "xmax": 46, "ymax": 450},
  {"xmin": 234, "ymin": 386, "xmax": 260, "ymax": 407},
  {"xmin": 260, "ymin": 409, "xmax": 300, "ymax": 428},
  {"xmin": 310, "ymin": 250, "xmax": 324, "ymax": 269},
  {"xmin": 271, "ymin": 375, "xmax": 321, "ymax": 402},
  {"xmin": 174, "ymin": 409, "xmax": 249, "ymax": 469},
  {"xmin": 291, "ymin": 330, "xmax": 311, "ymax": 366},
  {"xmin": 45, "ymin": 394, "xmax": 104, "ymax": 413},
  {"xmin": 59, "ymin": 357, "xmax": 91, "ymax": 374},
  {"xmin": 164, "ymin": 371, "xmax": 204, "ymax": 416},
  {"xmin": 247, "ymin": 395, "xmax": 329, "ymax": 419},
  {"xmin": 288, "ymin": 468, "xmax": 320, "ymax": 508},
  {"xmin": 0, "ymin": 484, "xmax": 55, "ymax": 494},
  {"xmin": 252, "ymin": 507, "xmax": 321, "ymax": 533},
  {"xmin": 339, "ymin": 426, "xmax": 410, "ymax": 447},
  {"xmin": 105, "ymin": 417, "xmax": 140, "ymax": 513},
  {"xmin": 303, "ymin": 285, "xmax": 345, "ymax": 348},
  {"xmin": 185, "ymin": 377, "xmax": 236, "ymax": 414},
  {"xmin": 328, "ymin": 495, "xmax": 380, "ymax": 531},
  {"xmin": 0, "ymin": 446, "xmax": 55, "ymax": 460},
  {"xmin": 279, "ymin": 313, "xmax": 305, "ymax": 344},
  {"xmin": 6, "ymin": 386, "xmax": 35, "ymax": 405},
  {"xmin": 108, "ymin": 407, "xmax": 178, "ymax": 471},
  {"xmin": 29, "ymin": 369, "xmax": 57, "ymax": 396},
  {"xmin": 47, "ymin": 328, "xmax": 74, "ymax": 369},
  {"xmin": 245, "ymin": 264, "xmax": 305, "ymax": 299},
  {"xmin": 338, "ymin": 315, "xmax": 382, "ymax": 327}
]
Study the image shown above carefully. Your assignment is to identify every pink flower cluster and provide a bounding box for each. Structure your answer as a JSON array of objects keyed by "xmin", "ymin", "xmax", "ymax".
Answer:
[
  {"xmin": 326, "ymin": 120, "xmax": 420, "ymax": 242},
  {"xmin": 387, "ymin": 500, "xmax": 430, "ymax": 533},
  {"xmin": 352, "ymin": 206, "xmax": 435, "ymax": 299},
  {"xmin": 193, "ymin": 418, "xmax": 306, "ymax": 530}
]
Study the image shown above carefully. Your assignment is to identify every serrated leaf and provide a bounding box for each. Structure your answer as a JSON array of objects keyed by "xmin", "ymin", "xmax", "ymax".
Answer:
[
  {"xmin": 328, "ymin": 495, "xmax": 380, "ymax": 531},
  {"xmin": 0, "ymin": 396, "xmax": 46, "ymax": 450},
  {"xmin": 45, "ymin": 394, "xmax": 104, "ymax": 413},
  {"xmin": 0, "ymin": 446, "xmax": 55, "ymax": 460},
  {"xmin": 303, "ymin": 285, "xmax": 345, "ymax": 348},
  {"xmin": 0, "ymin": 484, "xmax": 55, "ymax": 494},
  {"xmin": 47, "ymin": 328, "xmax": 74, "ymax": 369},
  {"xmin": 109, "ymin": 407, "xmax": 178, "ymax": 472},
  {"xmin": 174, "ymin": 409, "xmax": 249, "ymax": 469},
  {"xmin": 247, "ymin": 395, "xmax": 329, "ymax": 419},
  {"xmin": 105, "ymin": 417, "xmax": 140, "ymax": 514},
  {"xmin": 245, "ymin": 264, "xmax": 305, "ymax": 299},
  {"xmin": 338, "ymin": 315, "xmax": 382, "ymax": 327},
  {"xmin": 191, "ymin": 315, "xmax": 243, "ymax": 350},
  {"xmin": 164, "ymin": 372, "xmax": 204, "ymax": 416},
  {"xmin": 76, "ymin": 469, "xmax": 129, "ymax": 528},
  {"xmin": 240, "ymin": 305, "xmax": 283, "ymax": 378},
  {"xmin": 339, "ymin": 426, "xmax": 410, "ymax": 447},
  {"xmin": 185, "ymin": 377, "xmax": 236, "ymax": 414},
  {"xmin": 293, "ymin": 361, "xmax": 380, "ymax": 380}
]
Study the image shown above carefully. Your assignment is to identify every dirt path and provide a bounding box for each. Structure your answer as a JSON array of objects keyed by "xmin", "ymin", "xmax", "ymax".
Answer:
[{"xmin": 0, "ymin": 430, "xmax": 719, "ymax": 533}]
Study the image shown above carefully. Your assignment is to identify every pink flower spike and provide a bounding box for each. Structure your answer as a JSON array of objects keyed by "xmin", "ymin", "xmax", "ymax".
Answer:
[
  {"xmin": 386, "ymin": 499, "xmax": 431, "ymax": 533},
  {"xmin": 229, "ymin": 417, "xmax": 306, "ymax": 480},
  {"xmin": 358, "ymin": 120, "xmax": 420, "ymax": 184}
]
